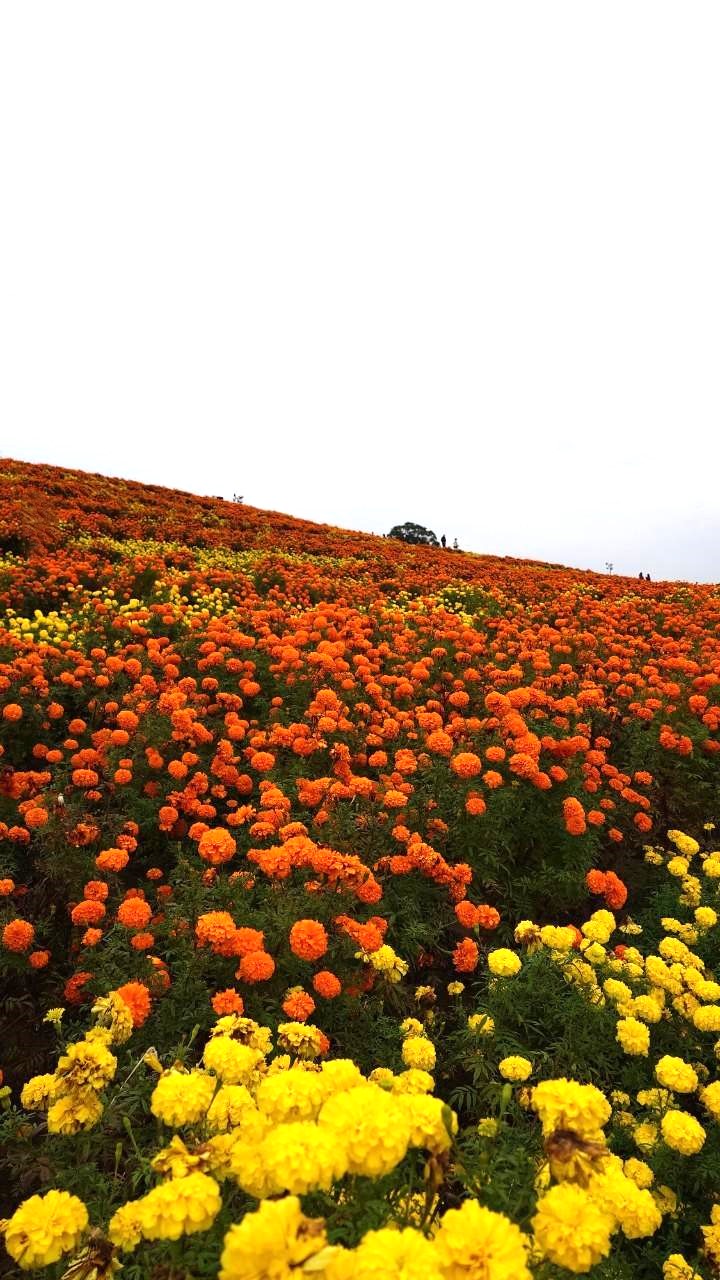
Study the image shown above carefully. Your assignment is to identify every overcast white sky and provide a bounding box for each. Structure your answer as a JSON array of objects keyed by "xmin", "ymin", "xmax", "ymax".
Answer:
[{"xmin": 1, "ymin": 4, "xmax": 719, "ymax": 582}]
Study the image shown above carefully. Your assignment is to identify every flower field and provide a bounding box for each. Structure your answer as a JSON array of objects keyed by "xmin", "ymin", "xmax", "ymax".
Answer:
[{"xmin": 1, "ymin": 457, "xmax": 720, "ymax": 1278}]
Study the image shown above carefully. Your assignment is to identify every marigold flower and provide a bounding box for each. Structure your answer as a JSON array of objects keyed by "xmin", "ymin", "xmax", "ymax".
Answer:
[
  {"xmin": 3, "ymin": 1190, "xmax": 89, "ymax": 1269},
  {"xmin": 2, "ymin": 918, "xmax": 35, "ymax": 953},
  {"xmin": 289, "ymin": 919, "xmax": 328, "ymax": 962}
]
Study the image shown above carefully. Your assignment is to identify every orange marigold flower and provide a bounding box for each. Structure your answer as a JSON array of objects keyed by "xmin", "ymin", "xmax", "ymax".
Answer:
[
  {"xmin": 2, "ymin": 703, "xmax": 23, "ymax": 721},
  {"xmin": 483, "ymin": 770, "xmax": 504, "ymax": 789},
  {"xmin": 455, "ymin": 900, "xmax": 480, "ymax": 929},
  {"xmin": 233, "ymin": 926, "xmax": 265, "ymax": 956},
  {"xmin": 2, "ymin": 918, "xmax": 35, "ymax": 953},
  {"xmin": 426, "ymin": 730, "xmax": 454, "ymax": 756},
  {"xmin": 451, "ymin": 752, "xmax": 482, "ymax": 779},
  {"xmin": 64, "ymin": 971, "xmax": 93, "ymax": 1004},
  {"xmin": 453, "ymin": 937, "xmax": 479, "ymax": 972},
  {"xmin": 476, "ymin": 905, "xmax": 501, "ymax": 930},
  {"xmin": 562, "ymin": 796, "xmax": 587, "ymax": 836},
  {"xmin": 71, "ymin": 900, "xmax": 106, "ymax": 926},
  {"xmin": 29, "ymin": 949, "xmax": 50, "ymax": 969},
  {"xmin": 237, "ymin": 950, "xmax": 275, "ymax": 983},
  {"xmin": 0, "ymin": 878, "xmax": 15, "ymax": 896},
  {"xmin": 250, "ymin": 751, "xmax": 275, "ymax": 772},
  {"xmin": 83, "ymin": 880, "xmax": 109, "ymax": 902},
  {"xmin": 313, "ymin": 970, "xmax": 341, "ymax": 998},
  {"xmin": 117, "ymin": 899, "xmax": 152, "ymax": 929},
  {"xmin": 586, "ymin": 870, "xmax": 607, "ymax": 894},
  {"xmin": 116, "ymin": 980, "xmax": 152, "ymax": 1026},
  {"xmin": 72, "ymin": 768, "xmax": 100, "ymax": 787},
  {"xmin": 130, "ymin": 931, "xmax": 155, "ymax": 951},
  {"xmin": 289, "ymin": 919, "xmax": 328, "ymax": 962},
  {"xmin": 198, "ymin": 827, "xmax": 237, "ymax": 866},
  {"xmin": 211, "ymin": 988, "xmax": 244, "ymax": 1015},
  {"xmin": 282, "ymin": 987, "xmax": 316, "ymax": 1021},
  {"xmin": 604, "ymin": 871, "xmax": 628, "ymax": 909},
  {"xmin": 96, "ymin": 847, "xmax": 130, "ymax": 873},
  {"xmin": 24, "ymin": 806, "xmax": 49, "ymax": 829},
  {"xmin": 82, "ymin": 928, "xmax": 103, "ymax": 947},
  {"xmin": 196, "ymin": 911, "xmax": 237, "ymax": 950},
  {"xmin": 465, "ymin": 793, "xmax": 486, "ymax": 815}
]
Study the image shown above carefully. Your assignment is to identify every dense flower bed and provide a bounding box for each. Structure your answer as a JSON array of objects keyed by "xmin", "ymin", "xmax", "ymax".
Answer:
[{"xmin": 0, "ymin": 458, "xmax": 719, "ymax": 1277}]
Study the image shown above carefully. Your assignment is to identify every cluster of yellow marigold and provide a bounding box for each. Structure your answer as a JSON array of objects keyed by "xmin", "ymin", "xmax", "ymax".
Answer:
[{"xmin": 17, "ymin": 992, "xmax": 134, "ymax": 1136}]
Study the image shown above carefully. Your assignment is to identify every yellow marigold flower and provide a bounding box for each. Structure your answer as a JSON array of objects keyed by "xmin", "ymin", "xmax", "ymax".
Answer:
[
  {"xmin": 663, "ymin": 1254, "xmax": 702, "ymax": 1279},
  {"xmin": 400, "ymin": 1017, "xmax": 424, "ymax": 1037},
  {"xmin": 20, "ymin": 1073, "xmax": 58, "ymax": 1111},
  {"xmin": 391, "ymin": 1069, "xmax": 435, "ymax": 1095},
  {"xmin": 203, "ymin": 1036, "xmax": 264, "ymax": 1084},
  {"xmin": 55, "ymin": 1038, "xmax": 117, "ymax": 1091},
  {"xmin": 631, "ymin": 995, "xmax": 663, "ymax": 1024},
  {"xmin": 400, "ymin": 1093, "xmax": 457, "ymax": 1153},
  {"xmin": 667, "ymin": 856, "xmax": 690, "ymax": 878},
  {"xmin": 624, "ymin": 1157, "xmax": 654, "ymax": 1188},
  {"xmin": 700, "ymin": 1080, "xmax": 720, "ymax": 1119},
  {"xmin": 654, "ymin": 1184, "xmax": 678, "ymax": 1216},
  {"xmin": 349, "ymin": 1226, "xmax": 443, "ymax": 1279},
  {"xmin": 603, "ymin": 978, "xmax": 632, "ymax": 1004},
  {"xmin": 582, "ymin": 911, "xmax": 615, "ymax": 944},
  {"xmin": 702, "ymin": 1208, "xmax": 720, "ymax": 1269},
  {"xmin": 91, "ymin": 993, "xmax": 133, "ymax": 1044},
  {"xmin": 487, "ymin": 948, "xmax": 521, "ymax": 977},
  {"xmin": 262, "ymin": 1120, "xmax": 348, "ymax": 1194},
  {"xmin": 616, "ymin": 1017, "xmax": 650, "ymax": 1056},
  {"xmin": 498, "ymin": 1056, "xmax": 532, "ymax": 1082},
  {"xmin": 227, "ymin": 1136, "xmax": 280, "ymax": 1199},
  {"xmin": 637, "ymin": 1087, "xmax": 672, "ymax": 1110},
  {"xmin": 655, "ymin": 1055, "xmax": 698, "ymax": 1093},
  {"xmin": 633, "ymin": 1121, "xmax": 659, "ymax": 1151},
  {"xmin": 588, "ymin": 1167, "xmax": 662, "ymax": 1238},
  {"xmin": 434, "ymin": 1199, "xmax": 531, "ymax": 1280},
  {"xmin": 446, "ymin": 981, "xmax": 464, "ymax": 995},
  {"xmin": 531, "ymin": 1078, "xmax": 610, "ymax": 1138},
  {"xmin": 477, "ymin": 1116, "xmax": 499, "ymax": 1138},
  {"xmin": 211, "ymin": 1014, "xmax": 272, "ymax": 1054},
  {"xmin": 108, "ymin": 1201, "xmax": 144, "ymax": 1252},
  {"xmin": 532, "ymin": 1183, "xmax": 613, "ymax": 1273},
  {"xmin": 401, "ymin": 1036, "xmax": 436, "ymax": 1071},
  {"xmin": 368, "ymin": 1067, "xmax": 395, "ymax": 1089},
  {"xmin": 693, "ymin": 1005, "xmax": 720, "ymax": 1032},
  {"xmin": 365, "ymin": 945, "xmax": 409, "ymax": 982},
  {"xmin": 703, "ymin": 856, "xmax": 720, "ymax": 878},
  {"xmin": 137, "ymin": 1171, "xmax": 221, "ymax": 1241},
  {"xmin": 539, "ymin": 925, "xmax": 576, "ymax": 951},
  {"xmin": 693, "ymin": 978, "xmax": 720, "ymax": 1002},
  {"xmin": 319, "ymin": 1083, "xmax": 411, "ymax": 1177},
  {"xmin": 467, "ymin": 1013, "xmax": 495, "ymax": 1035},
  {"xmin": 277, "ymin": 1022, "xmax": 324, "ymax": 1058},
  {"xmin": 661, "ymin": 1109, "xmax": 706, "ymax": 1155},
  {"xmin": 515, "ymin": 919, "xmax": 541, "ymax": 947},
  {"xmin": 43, "ymin": 1007, "xmax": 65, "ymax": 1026},
  {"xmin": 219, "ymin": 1196, "xmax": 327, "ymax": 1280},
  {"xmin": 255, "ymin": 1069, "xmax": 325, "ymax": 1123},
  {"xmin": 2, "ymin": 1190, "xmax": 89, "ymax": 1270},
  {"xmin": 150, "ymin": 1069, "xmax": 216, "ymax": 1127},
  {"xmin": 668, "ymin": 831, "xmax": 700, "ymax": 857},
  {"xmin": 206, "ymin": 1084, "xmax": 260, "ymax": 1133},
  {"xmin": 695, "ymin": 906, "xmax": 717, "ymax": 930},
  {"xmin": 47, "ymin": 1089, "xmax": 104, "ymax": 1135},
  {"xmin": 319, "ymin": 1059, "xmax": 364, "ymax": 1098}
]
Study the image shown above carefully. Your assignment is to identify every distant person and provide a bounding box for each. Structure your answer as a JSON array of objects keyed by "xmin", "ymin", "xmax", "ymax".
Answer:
[
  {"xmin": 639, "ymin": 571, "xmax": 644, "ymax": 579},
  {"xmin": 441, "ymin": 534, "xmax": 446, "ymax": 548},
  {"xmin": 646, "ymin": 573, "xmax": 651, "ymax": 582},
  {"xmin": 453, "ymin": 538, "xmax": 459, "ymax": 551}
]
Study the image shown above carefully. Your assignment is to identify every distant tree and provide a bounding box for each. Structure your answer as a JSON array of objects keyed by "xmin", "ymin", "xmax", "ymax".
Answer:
[{"xmin": 388, "ymin": 522, "xmax": 439, "ymax": 547}]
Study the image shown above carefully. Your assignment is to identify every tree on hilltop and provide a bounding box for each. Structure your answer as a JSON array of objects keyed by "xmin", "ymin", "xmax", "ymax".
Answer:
[{"xmin": 388, "ymin": 522, "xmax": 439, "ymax": 547}]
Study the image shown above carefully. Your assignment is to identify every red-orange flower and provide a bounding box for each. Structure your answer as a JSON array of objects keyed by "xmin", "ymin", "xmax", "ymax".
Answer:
[
  {"xmin": 116, "ymin": 980, "xmax": 152, "ymax": 1027},
  {"xmin": 2, "ymin": 918, "xmax": 35, "ymax": 953},
  {"xmin": 198, "ymin": 827, "xmax": 237, "ymax": 865},
  {"xmin": 289, "ymin": 919, "xmax": 328, "ymax": 962}
]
